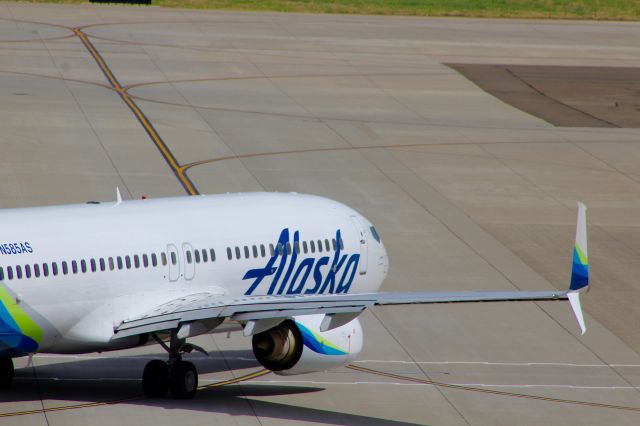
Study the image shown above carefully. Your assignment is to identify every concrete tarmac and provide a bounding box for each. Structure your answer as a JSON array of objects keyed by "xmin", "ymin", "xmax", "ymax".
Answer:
[{"xmin": 1, "ymin": 3, "xmax": 640, "ymax": 425}]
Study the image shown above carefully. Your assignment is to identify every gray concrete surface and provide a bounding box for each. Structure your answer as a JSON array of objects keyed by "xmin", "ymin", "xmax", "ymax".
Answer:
[{"xmin": 1, "ymin": 3, "xmax": 640, "ymax": 425}]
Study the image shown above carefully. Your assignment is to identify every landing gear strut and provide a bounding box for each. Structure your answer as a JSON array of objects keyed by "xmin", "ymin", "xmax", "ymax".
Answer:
[
  {"xmin": 142, "ymin": 332, "xmax": 205, "ymax": 399},
  {"xmin": 0, "ymin": 357, "xmax": 14, "ymax": 389}
]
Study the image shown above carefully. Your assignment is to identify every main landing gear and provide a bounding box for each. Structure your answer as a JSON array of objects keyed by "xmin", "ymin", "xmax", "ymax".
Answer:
[
  {"xmin": 0, "ymin": 357, "xmax": 14, "ymax": 389},
  {"xmin": 142, "ymin": 332, "xmax": 206, "ymax": 399}
]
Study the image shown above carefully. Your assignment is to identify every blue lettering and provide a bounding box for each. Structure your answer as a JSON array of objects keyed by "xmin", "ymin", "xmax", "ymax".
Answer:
[
  {"xmin": 9, "ymin": 244, "xmax": 16, "ymax": 254},
  {"xmin": 24, "ymin": 242, "xmax": 32, "ymax": 253},
  {"xmin": 0, "ymin": 245, "xmax": 5, "ymax": 255},
  {"xmin": 243, "ymin": 228, "xmax": 356, "ymax": 296},
  {"xmin": 336, "ymin": 254, "xmax": 360, "ymax": 293},
  {"xmin": 243, "ymin": 229, "xmax": 289, "ymax": 295},
  {"xmin": 319, "ymin": 230, "xmax": 346, "ymax": 294},
  {"xmin": 287, "ymin": 258, "xmax": 314, "ymax": 294},
  {"xmin": 267, "ymin": 230, "xmax": 290, "ymax": 295},
  {"xmin": 306, "ymin": 257, "xmax": 329, "ymax": 294},
  {"xmin": 277, "ymin": 231, "xmax": 299, "ymax": 295}
]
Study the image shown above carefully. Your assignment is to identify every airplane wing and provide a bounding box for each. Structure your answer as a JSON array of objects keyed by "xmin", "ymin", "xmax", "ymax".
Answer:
[
  {"xmin": 114, "ymin": 287, "xmax": 579, "ymax": 339},
  {"xmin": 115, "ymin": 203, "xmax": 589, "ymax": 339}
]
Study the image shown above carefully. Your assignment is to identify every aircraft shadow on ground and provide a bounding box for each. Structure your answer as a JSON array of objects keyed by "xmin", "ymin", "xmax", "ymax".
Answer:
[{"xmin": 2, "ymin": 350, "xmax": 423, "ymax": 426}]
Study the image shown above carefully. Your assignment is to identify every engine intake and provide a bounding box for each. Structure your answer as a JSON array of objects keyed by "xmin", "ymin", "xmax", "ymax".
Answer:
[
  {"xmin": 252, "ymin": 320, "xmax": 303, "ymax": 371},
  {"xmin": 251, "ymin": 314, "xmax": 363, "ymax": 375}
]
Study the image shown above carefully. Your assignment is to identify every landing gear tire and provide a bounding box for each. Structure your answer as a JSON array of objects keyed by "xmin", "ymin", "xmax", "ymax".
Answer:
[
  {"xmin": 169, "ymin": 360, "xmax": 198, "ymax": 399},
  {"xmin": 0, "ymin": 357, "xmax": 13, "ymax": 389},
  {"xmin": 142, "ymin": 360, "xmax": 169, "ymax": 398}
]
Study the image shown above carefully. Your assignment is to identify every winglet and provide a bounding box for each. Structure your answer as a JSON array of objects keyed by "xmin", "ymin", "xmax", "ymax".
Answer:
[
  {"xmin": 115, "ymin": 187, "xmax": 123, "ymax": 206},
  {"xmin": 568, "ymin": 292, "xmax": 586, "ymax": 335},
  {"xmin": 570, "ymin": 202, "xmax": 588, "ymax": 292},
  {"xmin": 568, "ymin": 202, "xmax": 588, "ymax": 335}
]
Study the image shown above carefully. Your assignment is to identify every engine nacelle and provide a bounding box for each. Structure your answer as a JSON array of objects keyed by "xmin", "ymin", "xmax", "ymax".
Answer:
[{"xmin": 251, "ymin": 314, "xmax": 362, "ymax": 376}]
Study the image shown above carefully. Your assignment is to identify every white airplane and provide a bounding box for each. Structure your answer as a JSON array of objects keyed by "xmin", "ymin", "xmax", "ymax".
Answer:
[{"xmin": 0, "ymin": 192, "xmax": 589, "ymax": 399}]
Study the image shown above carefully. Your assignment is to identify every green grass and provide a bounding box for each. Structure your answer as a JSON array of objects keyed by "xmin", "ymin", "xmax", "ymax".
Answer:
[{"xmin": 16, "ymin": 0, "xmax": 640, "ymax": 20}]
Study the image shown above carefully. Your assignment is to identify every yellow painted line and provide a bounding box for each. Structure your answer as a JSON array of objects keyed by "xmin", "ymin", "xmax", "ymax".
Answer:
[
  {"xmin": 199, "ymin": 368, "xmax": 271, "ymax": 390},
  {"xmin": 73, "ymin": 28, "xmax": 198, "ymax": 196}
]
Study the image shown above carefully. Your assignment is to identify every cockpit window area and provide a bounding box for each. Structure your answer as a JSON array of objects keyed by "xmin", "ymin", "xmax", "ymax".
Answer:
[{"xmin": 370, "ymin": 226, "xmax": 381, "ymax": 243}]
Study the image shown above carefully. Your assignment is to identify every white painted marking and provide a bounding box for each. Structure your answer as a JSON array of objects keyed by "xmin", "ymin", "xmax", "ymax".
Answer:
[
  {"xmin": 33, "ymin": 355, "xmax": 640, "ymax": 368},
  {"xmin": 354, "ymin": 360, "xmax": 640, "ymax": 368},
  {"xmin": 230, "ymin": 380, "xmax": 640, "ymax": 390},
  {"xmin": 14, "ymin": 377, "xmax": 638, "ymax": 391}
]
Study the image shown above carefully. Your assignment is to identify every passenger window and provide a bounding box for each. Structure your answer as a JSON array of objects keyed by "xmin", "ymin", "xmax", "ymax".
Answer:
[
  {"xmin": 43, "ymin": 263, "xmax": 49, "ymax": 277},
  {"xmin": 252, "ymin": 245, "xmax": 258, "ymax": 258},
  {"xmin": 170, "ymin": 252, "xmax": 177, "ymax": 265},
  {"xmin": 310, "ymin": 240, "xmax": 315, "ymax": 253},
  {"xmin": 161, "ymin": 253, "xmax": 167, "ymax": 266},
  {"xmin": 294, "ymin": 242, "xmax": 300, "ymax": 254},
  {"xmin": 332, "ymin": 239, "xmax": 337, "ymax": 251},
  {"xmin": 186, "ymin": 251, "xmax": 192, "ymax": 264},
  {"xmin": 34, "ymin": 264, "xmax": 40, "ymax": 278},
  {"xmin": 202, "ymin": 249, "xmax": 208, "ymax": 262},
  {"xmin": 143, "ymin": 254, "xmax": 149, "ymax": 268},
  {"xmin": 227, "ymin": 247, "xmax": 232, "ymax": 260},
  {"xmin": 277, "ymin": 243, "xmax": 284, "ymax": 256},
  {"xmin": 109, "ymin": 257, "xmax": 115, "ymax": 271},
  {"xmin": 16, "ymin": 266, "xmax": 22, "ymax": 279},
  {"xmin": 25, "ymin": 265, "xmax": 31, "ymax": 279},
  {"xmin": 269, "ymin": 244, "xmax": 275, "ymax": 256},
  {"xmin": 117, "ymin": 257, "xmax": 123, "ymax": 270},
  {"xmin": 134, "ymin": 255, "xmax": 140, "ymax": 268},
  {"xmin": 0, "ymin": 267, "xmax": 3, "ymax": 281},
  {"xmin": 339, "ymin": 238, "xmax": 344, "ymax": 250},
  {"xmin": 53, "ymin": 263, "xmax": 59, "ymax": 276},
  {"xmin": 125, "ymin": 256, "xmax": 131, "ymax": 269},
  {"xmin": 325, "ymin": 239, "xmax": 330, "ymax": 251},
  {"xmin": 151, "ymin": 253, "xmax": 158, "ymax": 267},
  {"xmin": 303, "ymin": 241, "xmax": 308, "ymax": 254},
  {"xmin": 317, "ymin": 240, "xmax": 323, "ymax": 253},
  {"xmin": 244, "ymin": 246, "xmax": 250, "ymax": 259},
  {"xmin": 260, "ymin": 244, "xmax": 266, "ymax": 257},
  {"xmin": 99, "ymin": 258, "xmax": 106, "ymax": 272},
  {"xmin": 194, "ymin": 250, "xmax": 200, "ymax": 263},
  {"xmin": 80, "ymin": 260, "xmax": 87, "ymax": 273},
  {"xmin": 235, "ymin": 247, "xmax": 241, "ymax": 260},
  {"xmin": 90, "ymin": 259, "xmax": 97, "ymax": 272},
  {"xmin": 210, "ymin": 249, "xmax": 215, "ymax": 261},
  {"xmin": 70, "ymin": 261, "xmax": 77, "ymax": 274},
  {"xmin": 7, "ymin": 266, "xmax": 13, "ymax": 280}
]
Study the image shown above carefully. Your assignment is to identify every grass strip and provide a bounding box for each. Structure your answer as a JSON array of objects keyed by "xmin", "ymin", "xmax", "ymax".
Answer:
[{"xmin": 11, "ymin": 0, "xmax": 640, "ymax": 20}]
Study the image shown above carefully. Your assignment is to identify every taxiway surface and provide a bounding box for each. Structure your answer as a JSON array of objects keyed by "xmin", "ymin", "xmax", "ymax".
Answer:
[{"xmin": 1, "ymin": 4, "xmax": 640, "ymax": 425}]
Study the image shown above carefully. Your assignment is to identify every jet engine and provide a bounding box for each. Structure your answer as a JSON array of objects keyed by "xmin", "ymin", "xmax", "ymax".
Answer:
[{"xmin": 251, "ymin": 314, "xmax": 362, "ymax": 375}]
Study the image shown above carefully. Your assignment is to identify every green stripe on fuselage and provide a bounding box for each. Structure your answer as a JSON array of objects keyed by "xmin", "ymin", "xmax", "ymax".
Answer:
[{"xmin": 0, "ymin": 286, "xmax": 43, "ymax": 347}]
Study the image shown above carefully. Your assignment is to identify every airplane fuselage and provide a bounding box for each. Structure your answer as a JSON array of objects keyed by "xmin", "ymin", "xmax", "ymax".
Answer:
[{"xmin": 0, "ymin": 193, "xmax": 388, "ymax": 356}]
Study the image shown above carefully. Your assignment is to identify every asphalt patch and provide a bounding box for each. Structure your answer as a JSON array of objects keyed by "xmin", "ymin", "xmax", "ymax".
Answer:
[{"xmin": 447, "ymin": 64, "xmax": 640, "ymax": 128}]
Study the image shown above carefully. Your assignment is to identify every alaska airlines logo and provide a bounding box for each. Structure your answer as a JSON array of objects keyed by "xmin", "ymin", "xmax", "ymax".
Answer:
[{"xmin": 243, "ymin": 229, "xmax": 360, "ymax": 296}]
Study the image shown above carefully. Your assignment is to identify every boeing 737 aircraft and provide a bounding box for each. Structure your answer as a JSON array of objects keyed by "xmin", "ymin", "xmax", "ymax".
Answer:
[{"xmin": 0, "ymin": 192, "xmax": 589, "ymax": 399}]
